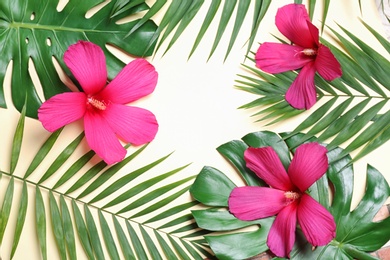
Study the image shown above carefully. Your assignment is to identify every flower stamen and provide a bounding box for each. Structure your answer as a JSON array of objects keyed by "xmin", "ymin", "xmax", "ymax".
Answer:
[
  {"xmin": 301, "ymin": 48, "xmax": 317, "ymax": 56},
  {"xmin": 88, "ymin": 97, "xmax": 106, "ymax": 110},
  {"xmin": 284, "ymin": 191, "xmax": 301, "ymax": 203}
]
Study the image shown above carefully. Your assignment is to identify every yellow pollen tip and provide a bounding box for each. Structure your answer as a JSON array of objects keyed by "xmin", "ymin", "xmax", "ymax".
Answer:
[
  {"xmin": 284, "ymin": 191, "xmax": 300, "ymax": 201},
  {"xmin": 88, "ymin": 97, "xmax": 106, "ymax": 110},
  {"xmin": 302, "ymin": 48, "xmax": 317, "ymax": 56}
]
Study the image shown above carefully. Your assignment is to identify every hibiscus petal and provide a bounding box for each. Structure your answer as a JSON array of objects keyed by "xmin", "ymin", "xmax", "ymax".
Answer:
[
  {"xmin": 244, "ymin": 147, "xmax": 294, "ymax": 191},
  {"xmin": 38, "ymin": 92, "xmax": 87, "ymax": 132},
  {"xmin": 64, "ymin": 41, "xmax": 107, "ymax": 95},
  {"xmin": 99, "ymin": 59, "xmax": 158, "ymax": 104},
  {"xmin": 255, "ymin": 43, "xmax": 313, "ymax": 74},
  {"xmin": 228, "ymin": 186, "xmax": 287, "ymax": 221},
  {"xmin": 103, "ymin": 103, "xmax": 158, "ymax": 145},
  {"xmin": 84, "ymin": 111, "xmax": 126, "ymax": 165},
  {"xmin": 267, "ymin": 203, "xmax": 298, "ymax": 258},
  {"xmin": 288, "ymin": 142, "xmax": 328, "ymax": 192},
  {"xmin": 275, "ymin": 4, "xmax": 317, "ymax": 48},
  {"xmin": 297, "ymin": 194, "xmax": 336, "ymax": 246},
  {"xmin": 315, "ymin": 45, "xmax": 342, "ymax": 81},
  {"xmin": 285, "ymin": 62, "xmax": 317, "ymax": 109}
]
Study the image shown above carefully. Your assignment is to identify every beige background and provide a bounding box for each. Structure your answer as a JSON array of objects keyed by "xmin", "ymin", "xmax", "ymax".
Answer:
[{"xmin": 1, "ymin": 0, "xmax": 389, "ymax": 259}]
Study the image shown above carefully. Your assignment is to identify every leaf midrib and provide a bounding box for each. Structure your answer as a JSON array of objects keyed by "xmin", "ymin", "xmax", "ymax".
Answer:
[{"xmin": 9, "ymin": 21, "xmax": 123, "ymax": 34}]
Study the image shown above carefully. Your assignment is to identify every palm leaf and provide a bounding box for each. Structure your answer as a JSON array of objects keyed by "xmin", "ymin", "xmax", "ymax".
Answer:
[
  {"xmin": 0, "ymin": 0, "xmax": 157, "ymax": 118},
  {"xmin": 238, "ymin": 20, "xmax": 390, "ymax": 163},
  {"xmin": 0, "ymin": 111, "xmax": 207, "ymax": 259}
]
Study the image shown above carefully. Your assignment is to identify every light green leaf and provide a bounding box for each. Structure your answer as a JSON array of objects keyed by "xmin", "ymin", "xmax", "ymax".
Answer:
[
  {"xmin": 10, "ymin": 104, "xmax": 25, "ymax": 174},
  {"xmin": 112, "ymin": 216, "xmax": 136, "ymax": 260},
  {"xmin": 98, "ymin": 211, "xmax": 120, "ymax": 260},
  {"xmin": 140, "ymin": 225, "xmax": 163, "ymax": 260},
  {"xmin": 38, "ymin": 132, "xmax": 85, "ymax": 184},
  {"xmin": 24, "ymin": 128, "xmax": 63, "ymax": 179},
  {"xmin": 0, "ymin": 177, "xmax": 14, "ymax": 245},
  {"xmin": 59, "ymin": 196, "xmax": 77, "ymax": 260},
  {"xmin": 49, "ymin": 192, "xmax": 66, "ymax": 260},
  {"xmin": 126, "ymin": 221, "xmax": 148, "ymax": 260},
  {"xmin": 35, "ymin": 187, "xmax": 47, "ymax": 260},
  {"xmin": 10, "ymin": 181, "xmax": 28, "ymax": 259},
  {"xmin": 84, "ymin": 205, "xmax": 105, "ymax": 260},
  {"xmin": 72, "ymin": 201, "xmax": 94, "ymax": 259}
]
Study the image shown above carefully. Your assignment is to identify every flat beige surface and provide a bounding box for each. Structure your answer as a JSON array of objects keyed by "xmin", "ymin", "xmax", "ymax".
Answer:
[{"xmin": 1, "ymin": 0, "xmax": 389, "ymax": 259}]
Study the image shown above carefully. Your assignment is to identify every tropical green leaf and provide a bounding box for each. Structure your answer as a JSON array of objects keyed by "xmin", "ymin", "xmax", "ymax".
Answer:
[
  {"xmin": 10, "ymin": 181, "xmax": 28, "ymax": 259},
  {"xmin": 0, "ymin": 120, "xmax": 203, "ymax": 259},
  {"xmin": 49, "ymin": 192, "xmax": 67, "ymax": 260},
  {"xmin": 190, "ymin": 131, "xmax": 390, "ymax": 259},
  {"xmin": 239, "ymin": 20, "xmax": 390, "ymax": 161},
  {"xmin": 10, "ymin": 104, "xmax": 25, "ymax": 174},
  {"xmin": 0, "ymin": 0, "xmax": 157, "ymax": 118},
  {"xmin": 0, "ymin": 177, "xmax": 14, "ymax": 245}
]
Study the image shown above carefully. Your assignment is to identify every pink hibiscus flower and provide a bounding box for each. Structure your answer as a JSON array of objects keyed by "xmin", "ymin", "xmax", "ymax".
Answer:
[
  {"xmin": 255, "ymin": 4, "xmax": 342, "ymax": 110},
  {"xmin": 38, "ymin": 41, "xmax": 158, "ymax": 165},
  {"xmin": 228, "ymin": 142, "xmax": 336, "ymax": 258}
]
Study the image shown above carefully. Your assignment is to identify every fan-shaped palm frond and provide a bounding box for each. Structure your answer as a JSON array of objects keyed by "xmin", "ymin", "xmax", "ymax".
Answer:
[
  {"xmin": 0, "ymin": 108, "xmax": 211, "ymax": 259},
  {"xmin": 237, "ymin": 20, "xmax": 390, "ymax": 164}
]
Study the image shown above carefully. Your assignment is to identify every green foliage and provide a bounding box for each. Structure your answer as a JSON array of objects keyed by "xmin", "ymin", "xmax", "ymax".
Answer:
[
  {"xmin": 190, "ymin": 131, "xmax": 390, "ymax": 259},
  {"xmin": 0, "ymin": 111, "xmax": 206, "ymax": 259},
  {"xmin": 238, "ymin": 21, "xmax": 390, "ymax": 163},
  {"xmin": 0, "ymin": 0, "xmax": 157, "ymax": 118}
]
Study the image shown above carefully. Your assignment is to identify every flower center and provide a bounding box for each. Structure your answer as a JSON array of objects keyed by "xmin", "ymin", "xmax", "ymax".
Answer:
[
  {"xmin": 301, "ymin": 48, "xmax": 317, "ymax": 56},
  {"xmin": 88, "ymin": 97, "xmax": 107, "ymax": 110},
  {"xmin": 284, "ymin": 191, "xmax": 301, "ymax": 204}
]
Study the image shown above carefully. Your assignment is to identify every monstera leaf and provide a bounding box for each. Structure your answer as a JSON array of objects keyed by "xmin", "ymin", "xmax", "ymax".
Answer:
[
  {"xmin": 238, "ymin": 19, "xmax": 390, "ymax": 164},
  {"xmin": 190, "ymin": 131, "xmax": 390, "ymax": 259},
  {"xmin": 0, "ymin": 0, "xmax": 157, "ymax": 118},
  {"xmin": 0, "ymin": 109, "xmax": 210, "ymax": 259}
]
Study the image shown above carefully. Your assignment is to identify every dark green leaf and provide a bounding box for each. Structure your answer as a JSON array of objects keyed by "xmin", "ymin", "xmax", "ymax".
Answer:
[
  {"xmin": 0, "ymin": 0, "xmax": 158, "ymax": 117},
  {"xmin": 217, "ymin": 140, "xmax": 261, "ymax": 186},
  {"xmin": 192, "ymin": 209, "xmax": 262, "ymax": 231},
  {"xmin": 205, "ymin": 222, "xmax": 273, "ymax": 260},
  {"xmin": 189, "ymin": 166, "xmax": 236, "ymax": 207}
]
